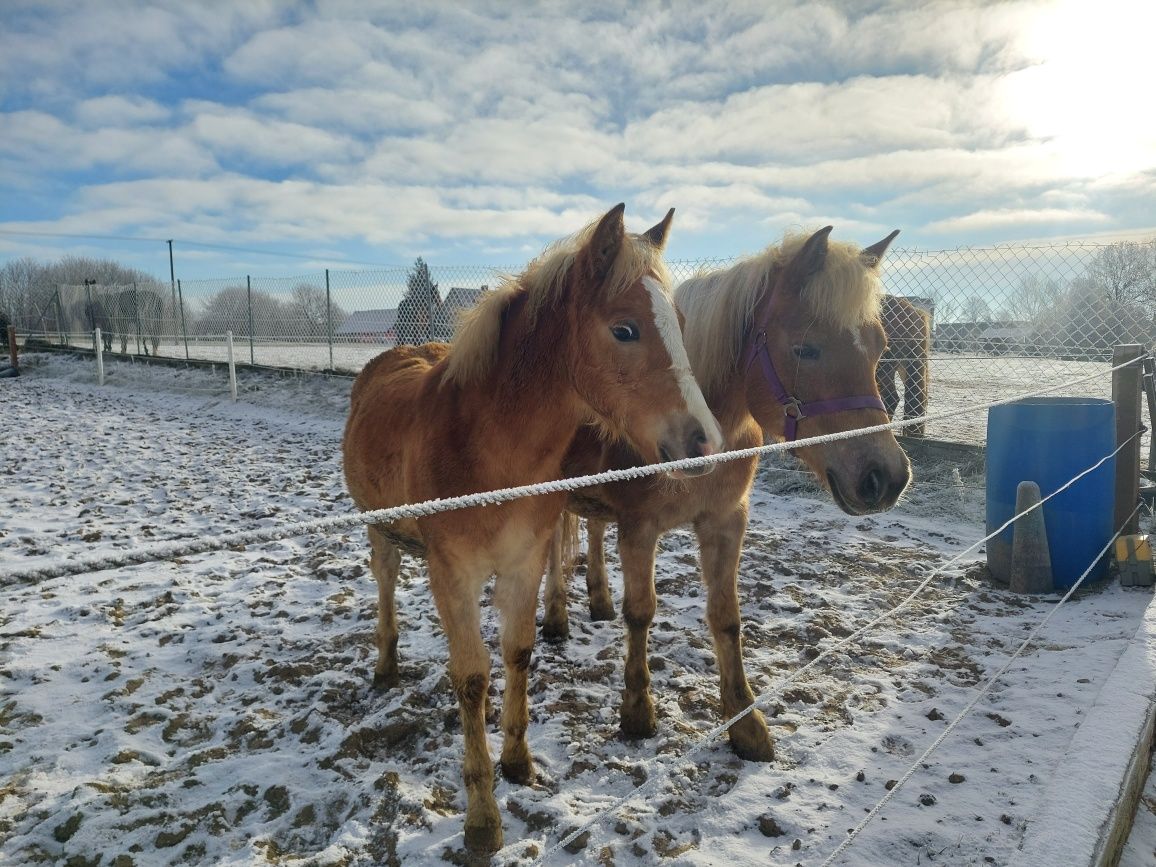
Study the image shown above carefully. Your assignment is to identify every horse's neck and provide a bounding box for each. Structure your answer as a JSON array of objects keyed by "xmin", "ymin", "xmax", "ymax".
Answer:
[
  {"xmin": 708, "ymin": 370, "xmax": 764, "ymax": 448},
  {"xmin": 464, "ymin": 297, "xmax": 585, "ymax": 477}
]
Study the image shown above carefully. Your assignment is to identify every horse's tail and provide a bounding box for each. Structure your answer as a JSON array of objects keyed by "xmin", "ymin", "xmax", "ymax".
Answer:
[{"xmin": 559, "ymin": 511, "xmax": 581, "ymax": 579}]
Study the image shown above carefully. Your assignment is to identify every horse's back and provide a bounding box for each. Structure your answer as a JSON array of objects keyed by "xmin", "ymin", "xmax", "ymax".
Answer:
[{"xmin": 343, "ymin": 344, "xmax": 450, "ymax": 526}]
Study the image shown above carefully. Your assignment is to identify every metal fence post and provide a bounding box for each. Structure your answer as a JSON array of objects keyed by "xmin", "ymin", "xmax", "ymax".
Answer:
[
  {"xmin": 325, "ymin": 268, "xmax": 334, "ymax": 371},
  {"xmin": 1113, "ymin": 343, "xmax": 1144, "ymax": 536},
  {"xmin": 133, "ymin": 281, "xmax": 142, "ymax": 355},
  {"xmin": 226, "ymin": 330, "xmax": 238, "ymax": 400},
  {"xmin": 246, "ymin": 275, "xmax": 255, "ymax": 365},
  {"xmin": 177, "ymin": 279, "xmax": 190, "ymax": 360}
]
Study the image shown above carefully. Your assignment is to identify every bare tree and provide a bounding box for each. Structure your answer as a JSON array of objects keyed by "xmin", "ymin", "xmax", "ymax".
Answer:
[
  {"xmin": 961, "ymin": 295, "xmax": 992, "ymax": 322},
  {"xmin": 1003, "ymin": 273, "xmax": 1065, "ymax": 321},
  {"xmin": 1086, "ymin": 240, "xmax": 1156, "ymax": 304},
  {"xmin": 288, "ymin": 284, "xmax": 346, "ymax": 338}
]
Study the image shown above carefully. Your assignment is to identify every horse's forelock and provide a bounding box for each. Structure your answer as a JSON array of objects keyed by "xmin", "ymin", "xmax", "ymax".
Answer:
[
  {"xmin": 444, "ymin": 217, "xmax": 670, "ymax": 387},
  {"xmin": 782, "ymin": 232, "xmax": 884, "ymax": 333},
  {"xmin": 675, "ymin": 233, "xmax": 885, "ymax": 401}
]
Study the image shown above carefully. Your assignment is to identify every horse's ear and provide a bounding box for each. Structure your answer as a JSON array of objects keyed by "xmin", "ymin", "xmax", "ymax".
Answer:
[
  {"xmin": 642, "ymin": 208, "xmax": 675, "ymax": 249},
  {"xmin": 786, "ymin": 225, "xmax": 833, "ymax": 284},
  {"xmin": 861, "ymin": 229, "xmax": 900, "ymax": 267},
  {"xmin": 585, "ymin": 203, "xmax": 627, "ymax": 282}
]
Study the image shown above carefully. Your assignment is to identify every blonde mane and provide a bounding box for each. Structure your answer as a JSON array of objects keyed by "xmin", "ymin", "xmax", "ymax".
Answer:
[
  {"xmin": 676, "ymin": 231, "xmax": 884, "ymax": 400},
  {"xmin": 444, "ymin": 217, "xmax": 672, "ymax": 386}
]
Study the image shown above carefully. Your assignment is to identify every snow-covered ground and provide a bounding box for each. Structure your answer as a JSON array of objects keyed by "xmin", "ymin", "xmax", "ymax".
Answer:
[{"xmin": 1, "ymin": 354, "xmax": 1152, "ymax": 866}]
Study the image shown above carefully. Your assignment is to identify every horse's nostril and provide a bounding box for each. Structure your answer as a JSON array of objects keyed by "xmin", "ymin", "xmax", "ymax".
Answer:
[{"xmin": 859, "ymin": 467, "xmax": 885, "ymax": 505}]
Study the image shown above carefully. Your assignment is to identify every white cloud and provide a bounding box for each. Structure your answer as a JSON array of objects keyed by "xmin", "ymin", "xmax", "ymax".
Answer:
[
  {"xmin": 74, "ymin": 96, "xmax": 170, "ymax": 128},
  {"xmin": 924, "ymin": 207, "xmax": 1111, "ymax": 234},
  {"xmin": 183, "ymin": 103, "xmax": 361, "ymax": 169}
]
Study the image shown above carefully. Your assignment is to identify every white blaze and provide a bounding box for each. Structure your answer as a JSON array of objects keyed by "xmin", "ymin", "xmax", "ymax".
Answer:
[{"xmin": 642, "ymin": 275, "xmax": 724, "ymax": 451}]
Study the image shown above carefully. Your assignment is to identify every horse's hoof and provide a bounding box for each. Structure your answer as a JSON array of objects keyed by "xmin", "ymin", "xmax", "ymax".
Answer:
[
  {"xmin": 731, "ymin": 733, "xmax": 775, "ymax": 762},
  {"xmin": 588, "ymin": 600, "xmax": 615, "ymax": 621},
  {"xmin": 619, "ymin": 696, "xmax": 657, "ymax": 739},
  {"xmin": 540, "ymin": 620, "xmax": 569, "ymax": 643},
  {"xmin": 464, "ymin": 819, "xmax": 503, "ymax": 854},
  {"xmin": 372, "ymin": 668, "xmax": 399, "ymax": 690},
  {"xmin": 500, "ymin": 755, "xmax": 535, "ymax": 786},
  {"xmin": 729, "ymin": 714, "xmax": 775, "ymax": 762}
]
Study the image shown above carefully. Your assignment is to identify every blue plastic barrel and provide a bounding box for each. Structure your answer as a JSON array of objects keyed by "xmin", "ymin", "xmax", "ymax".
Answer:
[{"xmin": 986, "ymin": 397, "xmax": 1116, "ymax": 589}]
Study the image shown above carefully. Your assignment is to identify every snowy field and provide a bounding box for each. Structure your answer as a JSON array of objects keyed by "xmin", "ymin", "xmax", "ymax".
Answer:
[
  {"xmin": 31, "ymin": 334, "xmax": 1119, "ymax": 448},
  {"xmin": 1, "ymin": 354, "xmax": 1153, "ymax": 866}
]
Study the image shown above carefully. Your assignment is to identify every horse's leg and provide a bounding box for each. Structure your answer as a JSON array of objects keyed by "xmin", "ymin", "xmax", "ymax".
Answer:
[
  {"xmin": 495, "ymin": 564, "xmax": 544, "ymax": 785},
  {"xmin": 540, "ymin": 517, "xmax": 570, "ymax": 641},
  {"xmin": 617, "ymin": 521, "xmax": 659, "ymax": 738},
  {"xmin": 367, "ymin": 525, "xmax": 401, "ymax": 689},
  {"xmin": 428, "ymin": 555, "xmax": 501, "ymax": 853},
  {"xmin": 586, "ymin": 518, "xmax": 615, "ymax": 621},
  {"xmin": 695, "ymin": 507, "xmax": 774, "ymax": 762},
  {"xmin": 903, "ymin": 356, "xmax": 928, "ymax": 437},
  {"xmin": 876, "ymin": 356, "xmax": 900, "ymax": 419}
]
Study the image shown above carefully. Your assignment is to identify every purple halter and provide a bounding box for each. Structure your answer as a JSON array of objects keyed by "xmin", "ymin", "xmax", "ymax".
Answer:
[{"xmin": 743, "ymin": 326, "xmax": 887, "ymax": 443}]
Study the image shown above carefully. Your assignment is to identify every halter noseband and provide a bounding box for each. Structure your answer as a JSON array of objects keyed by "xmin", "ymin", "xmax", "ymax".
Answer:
[{"xmin": 743, "ymin": 325, "xmax": 886, "ymax": 443}]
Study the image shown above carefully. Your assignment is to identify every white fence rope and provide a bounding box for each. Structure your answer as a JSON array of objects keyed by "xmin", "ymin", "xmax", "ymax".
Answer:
[
  {"xmin": 532, "ymin": 429, "xmax": 1142, "ymax": 863},
  {"xmin": 0, "ymin": 358, "xmax": 1140, "ymax": 587},
  {"xmin": 818, "ymin": 500, "xmax": 1145, "ymax": 867}
]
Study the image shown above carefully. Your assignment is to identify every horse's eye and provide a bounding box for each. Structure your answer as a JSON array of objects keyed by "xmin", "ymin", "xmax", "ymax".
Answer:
[
  {"xmin": 612, "ymin": 322, "xmax": 640, "ymax": 342},
  {"xmin": 792, "ymin": 344, "xmax": 820, "ymax": 361}
]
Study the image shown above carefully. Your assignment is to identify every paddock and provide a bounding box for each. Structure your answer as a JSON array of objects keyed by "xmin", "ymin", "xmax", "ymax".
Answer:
[{"xmin": 1, "ymin": 353, "xmax": 1153, "ymax": 865}]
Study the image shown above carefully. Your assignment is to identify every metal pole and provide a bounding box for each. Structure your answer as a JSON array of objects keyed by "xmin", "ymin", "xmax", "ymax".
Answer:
[
  {"xmin": 95, "ymin": 327, "xmax": 104, "ymax": 386},
  {"xmin": 1113, "ymin": 343, "xmax": 1144, "ymax": 536},
  {"xmin": 133, "ymin": 281, "xmax": 141, "ymax": 355},
  {"xmin": 325, "ymin": 269, "xmax": 334, "ymax": 371},
  {"xmin": 168, "ymin": 239, "xmax": 177, "ymax": 352},
  {"xmin": 226, "ymin": 330, "xmax": 237, "ymax": 401},
  {"xmin": 85, "ymin": 281, "xmax": 94, "ymax": 349},
  {"xmin": 54, "ymin": 288, "xmax": 64, "ymax": 346},
  {"xmin": 177, "ymin": 279, "xmax": 190, "ymax": 360},
  {"xmin": 246, "ymin": 275, "xmax": 255, "ymax": 365}
]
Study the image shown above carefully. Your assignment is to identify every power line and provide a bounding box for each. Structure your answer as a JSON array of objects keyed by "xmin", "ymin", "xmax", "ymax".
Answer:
[{"xmin": 0, "ymin": 228, "xmax": 400, "ymax": 269}]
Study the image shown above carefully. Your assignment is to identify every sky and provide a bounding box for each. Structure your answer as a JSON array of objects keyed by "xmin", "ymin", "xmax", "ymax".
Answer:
[{"xmin": 1, "ymin": 0, "xmax": 1155, "ymax": 284}]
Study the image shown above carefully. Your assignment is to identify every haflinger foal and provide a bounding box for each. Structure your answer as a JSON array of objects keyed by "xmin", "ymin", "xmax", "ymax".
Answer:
[
  {"xmin": 342, "ymin": 204, "xmax": 722, "ymax": 854},
  {"xmin": 544, "ymin": 226, "xmax": 911, "ymax": 763}
]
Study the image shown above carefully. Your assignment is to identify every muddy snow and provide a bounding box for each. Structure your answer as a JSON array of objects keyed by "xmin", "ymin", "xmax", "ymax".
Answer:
[{"xmin": 1, "ymin": 354, "xmax": 1151, "ymax": 866}]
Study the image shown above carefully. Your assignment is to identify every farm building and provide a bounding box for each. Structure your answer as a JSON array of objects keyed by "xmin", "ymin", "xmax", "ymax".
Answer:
[{"xmin": 336, "ymin": 308, "xmax": 398, "ymax": 343}]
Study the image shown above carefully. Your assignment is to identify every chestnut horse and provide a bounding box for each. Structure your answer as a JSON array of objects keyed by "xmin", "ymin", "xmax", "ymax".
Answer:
[
  {"xmin": 876, "ymin": 294, "xmax": 932, "ymax": 436},
  {"xmin": 342, "ymin": 204, "xmax": 722, "ymax": 854},
  {"xmin": 543, "ymin": 227, "xmax": 911, "ymax": 763}
]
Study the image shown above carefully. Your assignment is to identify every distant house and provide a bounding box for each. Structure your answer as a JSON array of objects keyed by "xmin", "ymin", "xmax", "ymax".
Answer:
[
  {"xmin": 979, "ymin": 324, "xmax": 1032, "ymax": 355},
  {"xmin": 441, "ymin": 286, "xmax": 489, "ymax": 330},
  {"xmin": 934, "ymin": 321, "xmax": 984, "ymax": 353},
  {"xmin": 336, "ymin": 309, "xmax": 399, "ymax": 343}
]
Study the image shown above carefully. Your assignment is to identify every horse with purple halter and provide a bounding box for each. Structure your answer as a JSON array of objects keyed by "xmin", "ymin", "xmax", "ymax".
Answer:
[{"xmin": 544, "ymin": 226, "xmax": 911, "ymax": 762}]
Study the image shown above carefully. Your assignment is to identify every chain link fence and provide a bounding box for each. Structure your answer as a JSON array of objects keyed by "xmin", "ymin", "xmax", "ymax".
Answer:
[{"xmin": 8, "ymin": 237, "xmax": 1155, "ymax": 448}]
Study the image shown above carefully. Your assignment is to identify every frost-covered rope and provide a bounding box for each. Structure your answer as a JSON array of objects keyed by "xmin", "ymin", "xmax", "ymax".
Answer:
[
  {"xmin": 532, "ymin": 429, "xmax": 1141, "ymax": 864},
  {"xmin": 0, "ymin": 357, "xmax": 1140, "ymax": 588},
  {"xmin": 818, "ymin": 501, "xmax": 1144, "ymax": 867}
]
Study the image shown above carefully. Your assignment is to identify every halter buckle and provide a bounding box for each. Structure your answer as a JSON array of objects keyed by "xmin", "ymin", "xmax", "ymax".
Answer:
[{"xmin": 784, "ymin": 397, "xmax": 805, "ymax": 420}]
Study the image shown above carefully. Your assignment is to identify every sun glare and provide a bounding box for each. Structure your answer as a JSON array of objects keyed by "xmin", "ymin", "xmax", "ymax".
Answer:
[{"xmin": 1001, "ymin": 0, "xmax": 1156, "ymax": 179}]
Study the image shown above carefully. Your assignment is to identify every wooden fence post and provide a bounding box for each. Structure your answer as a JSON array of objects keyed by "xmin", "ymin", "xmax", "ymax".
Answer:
[
  {"xmin": 7, "ymin": 326, "xmax": 17, "ymax": 373},
  {"xmin": 1143, "ymin": 355, "xmax": 1156, "ymax": 478},
  {"xmin": 1113, "ymin": 344, "xmax": 1144, "ymax": 536}
]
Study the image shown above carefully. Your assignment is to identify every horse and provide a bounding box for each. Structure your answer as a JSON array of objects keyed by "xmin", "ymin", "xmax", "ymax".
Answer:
[
  {"xmin": 81, "ymin": 299, "xmax": 113, "ymax": 351},
  {"xmin": 876, "ymin": 295, "xmax": 931, "ymax": 436},
  {"xmin": 341, "ymin": 204, "xmax": 723, "ymax": 854},
  {"xmin": 542, "ymin": 226, "xmax": 911, "ymax": 763},
  {"xmin": 108, "ymin": 288, "xmax": 164, "ymax": 355}
]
